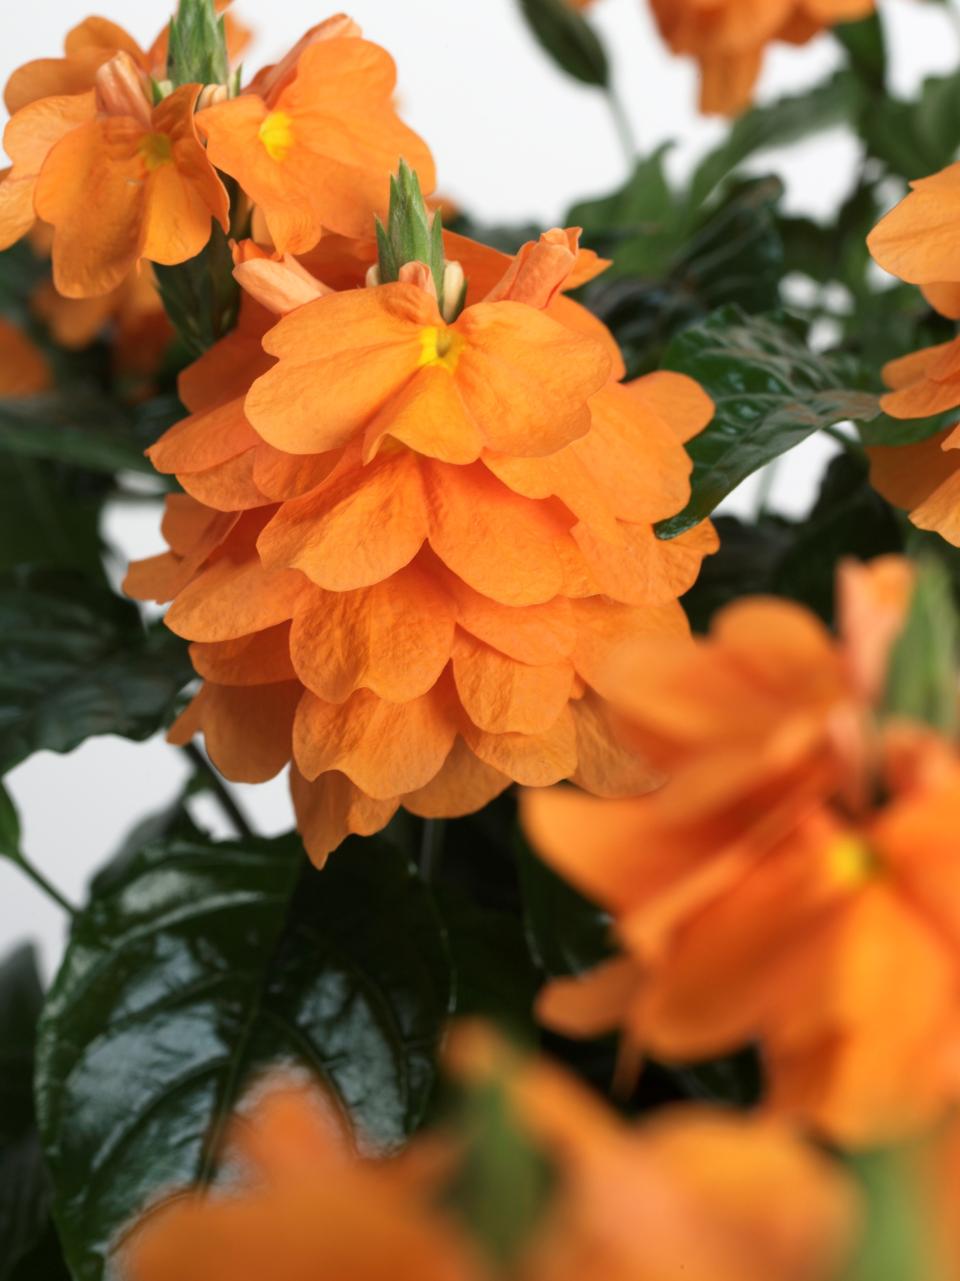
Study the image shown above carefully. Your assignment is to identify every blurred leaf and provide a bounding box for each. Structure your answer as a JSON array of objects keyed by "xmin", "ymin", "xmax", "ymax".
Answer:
[
  {"xmin": 0, "ymin": 243, "xmax": 46, "ymax": 320},
  {"xmin": 0, "ymin": 569, "xmax": 193, "ymax": 775},
  {"xmin": 36, "ymin": 831, "xmax": 451, "ymax": 1281},
  {"xmin": 447, "ymin": 1078, "xmax": 554, "ymax": 1268},
  {"xmin": 857, "ymin": 406, "xmax": 956, "ymax": 447},
  {"xmin": 0, "ymin": 945, "xmax": 52, "ymax": 1281},
  {"xmin": 568, "ymin": 147, "xmax": 679, "ymax": 273},
  {"xmin": 654, "ymin": 308, "xmax": 880, "ymax": 538},
  {"xmin": 516, "ymin": 828, "xmax": 613, "ymax": 978},
  {"xmin": 438, "ymin": 886, "xmax": 539, "ymax": 1033},
  {"xmin": 0, "ymin": 458, "xmax": 104, "ymax": 575},
  {"xmin": 154, "ymin": 224, "xmax": 239, "ymax": 357},
  {"xmin": 834, "ymin": 14, "xmax": 887, "ymax": 91},
  {"xmin": 0, "ymin": 393, "xmax": 172, "ymax": 476},
  {"xmin": 0, "ymin": 784, "xmax": 19, "ymax": 861},
  {"xmin": 884, "ymin": 557, "xmax": 959, "ymax": 736},
  {"xmin": 517, "ymin": 0, "xmax": 608, "ymax": 86},
  {"xmin": 863, "ymin": 70, "xmax": 960, "ymax": 180},
  {"xmin": 689, "ymin": 72, "xmax": 864, "ymax": 210},
  {"xmin": 680, "ymin": 514, "xmax": 795, "ymax": 632},
  {"xmin": 843, "ymin": 1147, "xmax": 938, "ymax": 1281}
]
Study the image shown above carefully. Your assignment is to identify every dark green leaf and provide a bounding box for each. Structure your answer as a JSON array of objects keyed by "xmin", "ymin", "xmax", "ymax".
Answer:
[
  {"xmin": 863, "ymin": 71, "xmax": 960, "ymax": 180},
  {"xmin": 884, "ymin": 557, "xmax": 959, "ymax": 736},
  {"xmin": 517, "ymin": 0, "xmax": 609, "ymax": 86},
  {"xmin": 0, "ymin": 458, "xmax": 104, "ymax": 575},
  {"xmin": 834, "ymin": 14, "xmax": 887, "ymax": 91},
  {"xmin": 0, "ymin": 394, "xmax": 167, "ymax": 476},
  {"xmin": 437, "ymin": 886, "xmax": 539, "ymax": 1034},
  {"xmin": 857, "ymin": 406, "xmax": 956, "ymax": 448},
  {"xmin": 516, "ymin": 827, "xmax": 612, "ymax": 978},
  {"xmin": 688, "ymin": 72, "xmax": 864, "ymax": 210},
  {"xmin": 154, "ymin": 224, "xmax": 239, "ymax": 357},
  {"xmin": 567, "ymin": 147, "xmax": 679, "ymax": 272},
  {"xmin": 0, "ymin": 945, "xmax": 50, "ymax": 1280},
  {"xmin": 654, "ymin": 308, "xmax": 880, "ymax": 538},
  {"xmin": 0, "ymin": 784, "xmax": 18, "ymax": 861},
  {"xmin": 36, "ymin": 830, "xmax": 451, "ymax": 1281},
  {"xmin": 0, "ymin": 569, "xmax": 193, "ymax": 775}
]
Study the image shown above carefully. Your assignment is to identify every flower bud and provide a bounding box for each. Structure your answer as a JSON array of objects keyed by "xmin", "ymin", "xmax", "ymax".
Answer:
[
  {"xmin": 167, "ymin": 0, "xmax": 230, "ymax": 88},
  {"xmin": 440, "ymin": 260, "xmax": 466, "ymax": 322},
  {"xmin": 94, "ymin": 52, "xmax": 152, "ymax": 127}
]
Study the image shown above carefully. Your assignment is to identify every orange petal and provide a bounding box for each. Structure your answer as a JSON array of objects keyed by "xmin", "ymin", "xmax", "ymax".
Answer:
[
  {"xmin": 289, "ymin": 564, "xmax": 455, "ymax": 703},
  {"xmin": 484, "ymin": 227, "xmax": 582, "ymax": 308},
  {"xmin": 445, "ymin": 569, "xmax": 577, "ymax": 665},
  {"xmin": 574, "ymin": 518, "xmax": 718, "ymax": 607},
  {"xmin": 293, "ymin": 683, "xmax": 458, "ymax": 798},
  {"xmin": 462, "ymin": 705, "xmax": 577, "ymax": 786},
  {"xmin": 169, "ymin": 681, "xmax": 299, "ymax": 782},
  {"xmin": 452, "ymin": 630, "xmax": 575, "ymax": 734},
  {"xmin": 290, "ymin": 765, "xmax": 398, "ymax": 868},
  {"xmin": 623, "ymin": 371, "xmax": 714, "ymax": 444},
  {"xmin": 166, "ymin": 558, "xmax": 309, "ymax": 641},
  {"xmin": 401, "ymin": 737, "xmax": 511, "ymax": 818},
  {"xmin": 257, "ymin": 449, "xmax": 429, "ymax": 590},
  {"xmin": 571, "ymin": 596, "xmax": 690, "ymax": 702},
  {"xmin": 148, "ymin": 397, "xmax": 260, "ymax": 475},
  {"xmin": 570, "ymin": 693, "xmax": 664, "ymax": 798},
  {"xmin": 868, "ymin": 161, "xmax": 960, "ymax": 284},
  {"xmin": 535, "ymin": 956, "xmax": 642, "ymax": 1038},
  {"xmin": 189, "ymin": 624, "xmax": 297, "ymax": 686}
]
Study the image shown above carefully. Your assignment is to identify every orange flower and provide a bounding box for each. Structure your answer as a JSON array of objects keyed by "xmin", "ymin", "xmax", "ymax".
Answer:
[
  {"xmin": 0, "ymin": 317, "xmax": 50, "ymax": 395},
  {"xmin": 522, "ymin": 558, "xmax": 960, "ymax": 1146},
  {"xmin": 649, "ymin": 0, "xmax": 874, "ymax": 116},
  {"xmin": 0, "ymin": 54, "xmax": 229, "ymax": 298},
  {"xmin": 125, "ymin": 1033, "xmax": 855, "ymax": 1281},
  {"xmin": 126, "ymin": 222, "xmax": 717, "ymax": 864},
  {"xmin": 866, "ymin": 164, "xmax": 960, "ymax": 543},
  {"xmin": 197, "ymin": 17, "xmax": 436, "ymax": 252}
]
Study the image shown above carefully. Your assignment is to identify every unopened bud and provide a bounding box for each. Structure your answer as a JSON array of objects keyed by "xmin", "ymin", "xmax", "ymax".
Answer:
[
  {"xmin": 440, "ymin": 260, "xmax": 466, "ymax": 322},
  {"xmin": 365, "ymin": 263, "xmax": 381, "ymax": 289},
  {"xmin": 167, "ymin": 0, "xmax": 230, "ymax": 88},
  {"xmin": 95, "ymin": 52, "xmax": 152, "ymax": 127},
  {"xmin": 196, "ymin": 82, "xmax": 229, "ymax": 110}
]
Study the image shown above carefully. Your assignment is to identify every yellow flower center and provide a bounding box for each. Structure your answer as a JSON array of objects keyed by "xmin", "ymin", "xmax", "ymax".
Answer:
[
  {"xmin": 419, "ymin": 325, "xmax": 464, "ymax": 373},
  {"xmin": 259, "ymin": 110, "xmax": 295, "ymax": 162},
  {"xmin": 139, "ymin": 132, "xmax": 173, "ymax": 170},
  {"xmin": 827, "ymin": 835, "xmax": 878, "ymax": 888}
]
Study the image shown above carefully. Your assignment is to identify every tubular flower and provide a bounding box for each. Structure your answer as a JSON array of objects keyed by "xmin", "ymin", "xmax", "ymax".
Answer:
[
  {"xmin": 126, "ymin": 222, "xmax": 718, "ymax": 865},
  {"xmin": 866, "ymin": 165, "xmax": 960, "ymax": 544},
  {"xmin": 0, "ymin": 53, "xmax": 229, "ymax": 298},
  {"xmin": 0, "ymin": 317, "xmax": 51, "ymax": 395},
  {"xmin": 125, "ymin": 1033, "xmax": 856, "ymax": 1281},
  {"xmin": 196, "ymin": 17, "xmax": 437, "ymax": 252},
  {"xmin": 649, "ymin": 0, "xmax": 874, "ymax": 116},
  {"xmin": 522, "ymin": 558, "xmax": 960, "ymax": 1147}
]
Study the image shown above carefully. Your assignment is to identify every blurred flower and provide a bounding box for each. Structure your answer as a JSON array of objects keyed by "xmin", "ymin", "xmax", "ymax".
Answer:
[
  {"xmin": 867, "ymin": 165, "xmax": 960, "ymax": 544},
  {"xmin": 197, "ymin": 17, "xmax": 437, "ymax": 251},
  {"xmin": 124, "ymin": 1028, "xmax": 856, "ymax": 1281},
  {"xmin": 126, "ymin": 204, "xmax": 717, "ymax": 864},
  {"xmin": 522, "ymin": 558, "xmax": 960, "ymax": 1146},
  {"xmin": 0, "ymin": 316, "xmax": 50, "ymax": 395},
  {"xmin": 648, "ymin": 0, "xmax": 874, "ymax": 116}
]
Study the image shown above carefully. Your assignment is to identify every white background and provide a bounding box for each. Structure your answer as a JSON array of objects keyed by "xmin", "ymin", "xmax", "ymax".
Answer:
[{"xmin": 1, "ymin": 0, "xmax": 956, "ymax": 975}]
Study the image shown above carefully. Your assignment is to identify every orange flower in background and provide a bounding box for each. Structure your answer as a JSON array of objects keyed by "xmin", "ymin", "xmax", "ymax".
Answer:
[
  {"xmin": 867, "ymin": 163, "xmax": 960, "ymax": 544},
  {"xmin": 0, "ymin": 60, "xmax": 229, "ymax": 297},
  {"xmin": 0, "ymin": 316, "xmax": 50, "ymax": 396},
  {"xmin": 649, "ymin": 0, "xmax": 875, "ymax": 116},
  {"xmin": 125, "ymin": 1032, "xmax": 856, "ymax": 1281},
  {"xmin": 127, "ymin": 215, "xmax": 718, "ymax": 865},
  {"xmin": 523, "ymin": 559, "xmax": 960, "ymax": 1146},
  {"xmin": 197, "ymin": 17, "xmax": 437, "ymax": 252}
]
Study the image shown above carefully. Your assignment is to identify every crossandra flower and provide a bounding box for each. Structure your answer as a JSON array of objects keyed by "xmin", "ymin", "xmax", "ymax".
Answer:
[
  {"xmin": 522, "ymin": 557, "xmax": 960, "ymax": 1147},
  {"xmin": 866, "ymin": 164, "xmax": 960, "ymax": 544},
  {"xmin": 124, "ymin": 1028, "xmax": 855, "ymax": 1281},
  {"xmin": 126, "ymin": 201, "xmax": 718, "ymax": 864},
  {"xmin": 196, "ymin": 16, "xmax": 437, "ymax": 252},
  {"xmin": 648, "ymin": 0, "xmax": 875, "ymax": 116}
]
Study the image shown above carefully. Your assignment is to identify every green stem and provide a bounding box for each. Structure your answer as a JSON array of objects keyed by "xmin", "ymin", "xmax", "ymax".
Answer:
[
  {"xmin": 182, "ymin": 743, "xmax": 256, "ymax": 841},
  {"xmin": 419, "ymin": 818, "xmax": 445, "ymax": 883},
  {"xmin": 605, "ymin": 85, "xmax": 637, "ymax": 170},
  {"xmin": 8, "ymin": 850, "xmax": 77, "ymax": 916}
]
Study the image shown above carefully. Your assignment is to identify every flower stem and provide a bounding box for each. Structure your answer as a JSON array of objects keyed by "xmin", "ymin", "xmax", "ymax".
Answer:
[
  {"xmin": 182, "ymin": 743, "xmax": 256, "ymax": 841},
  {"xmin": 8, "ymin": 850, "xmax": 77, "ymax": 917},
  {"xmin": 605, "ymin": 85, "xmax": 637, "ymax": 170},
  {"xmin": 419, "ymin": 818, "xmax": 445, "ymax": 883}
]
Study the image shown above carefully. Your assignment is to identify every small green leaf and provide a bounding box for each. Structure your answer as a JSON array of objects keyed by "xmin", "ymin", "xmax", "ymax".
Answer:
[
  {"xmin": 654, "ymin": 308, "xmax": 880, "ymax": 539},
  {"xmin": 516, "ymin": 827, "xmax": 613, "ymax": 978},
  {"xmin": 376, "ymin": 160, "xmax": 446, "ymax": 301},
  {"xmin": 834, "ymin": 14, "xmax": 887, "ymax": 92},
  {"xmin": 688, "ymin": 72, "xmax": 864, "ymax": 210},
  {"xmin": 154, "ymin": 223, "xmax": 239, "ymax": 357},
  {"xmin": 36, "ymin": 830, "xmax": 451, "ymax": 1281},
  {"xmin": 884, "ymin": 557, "xmax": 959, "ymax": 736},
  {"xmin": 166, "ymin": 0, "xmax": 229, "ymax": 86},
  {"xmin": 0, "ymin": 569, "xmax": 193, "ymax": 775},
  {"xmin": 0, "ymin": 945, "xmax": 52, "ymax": 1281},
  {"xmin": 517, "ymin": 0, "xmax": 609, "ymax": 87}
]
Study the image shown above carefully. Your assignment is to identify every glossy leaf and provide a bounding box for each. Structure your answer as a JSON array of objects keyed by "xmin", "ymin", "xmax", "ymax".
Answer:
[
  {"xmin": 517, "ymin": 0, "xmax": 608, "ymax": 87},
  {"xmin": 0, "ymin": 945, "xmax": 51, "ymax": 1280},
  {"xmin": 0, "ymin": 569, "xmax": 193, "ymax": 775},
  {"xmin": 36, "ymin": 829, "xmax": 451, "ymax": 1281},
  {"xmin": 654, "ymin": 308, "xmax": 880, "ymax": 539}
]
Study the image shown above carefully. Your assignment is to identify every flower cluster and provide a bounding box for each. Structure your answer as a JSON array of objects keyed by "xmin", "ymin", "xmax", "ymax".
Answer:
[
  {"xmin": 523, "ymin": 557, "xmax": 960, "ymax": 1146},
  {"xmin": 127, "ymin": 201, "xmax": 718, "ymax": 862}
]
